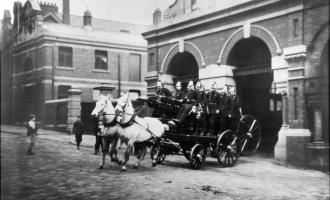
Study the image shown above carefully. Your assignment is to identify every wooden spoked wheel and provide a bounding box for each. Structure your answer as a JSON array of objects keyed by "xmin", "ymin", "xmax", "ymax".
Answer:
[
  {"xmin": 151, "ymin": 145, "xmax": 166, "ymax": 164},
  {"xmin": 189, "ymin": 144, "xmax": 206, "ymax": 169},
  {"xmin": 216, "ymin": 130, "xmax": 239, "ymax": 167},
  {"xmin": 236, "ymin": 115, "xmax": 261, "ymax": 156}
]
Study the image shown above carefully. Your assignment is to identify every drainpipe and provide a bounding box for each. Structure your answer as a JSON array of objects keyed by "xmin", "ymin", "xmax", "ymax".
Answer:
[
  {"xmin": 52, "ymin": 45, "xmax": 55, "ymax": 99},
  {"xmin": 117, "ymin": 54, "xmax": 121, "ymax": 97}
]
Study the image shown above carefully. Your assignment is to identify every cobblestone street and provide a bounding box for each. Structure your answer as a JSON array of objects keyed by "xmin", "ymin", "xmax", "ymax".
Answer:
[{"xmin": 1, "ymin": 125, "xmax": 329, "ymax": 200}]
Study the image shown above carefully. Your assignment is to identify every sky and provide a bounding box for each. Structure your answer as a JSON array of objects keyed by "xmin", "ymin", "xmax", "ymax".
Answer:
[{"xmin": 0, "ymin": 0, "xmax": 174, "ymax": 25}]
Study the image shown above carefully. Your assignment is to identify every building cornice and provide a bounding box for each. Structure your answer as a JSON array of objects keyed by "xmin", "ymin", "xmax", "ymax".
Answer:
[
  {"xmin": 145, "ymin": 5, "xmax": 304, "ymax": 49},
  {"xmin": 13, "ymin": 33, "xmax": 147, "ymax": 53},
  {"xmin": 143, "ymin": 0, "xmax": 286, "ymax": 39}
]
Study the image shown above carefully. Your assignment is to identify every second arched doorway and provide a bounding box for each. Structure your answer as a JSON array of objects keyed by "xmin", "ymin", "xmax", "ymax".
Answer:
[
  {"xmin": 227, "ymin": 36, "xmax": 282, "ymax": 155},
  {"xmin": 166, "ymin": 51, "xmax": 199, "ymax": 89}
]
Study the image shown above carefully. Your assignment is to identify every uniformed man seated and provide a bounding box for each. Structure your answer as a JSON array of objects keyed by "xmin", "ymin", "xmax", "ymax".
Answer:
[
  {"xmin": 155, "ymin": 80, "xmax": 172, "ymax": 97},
  {"xmin": 176, "ymin": 80, "xmax": 197, "ymax": 124},
  {"xmin": 151, "ymin": 80, "xmax": 172, "ymax": 117}
]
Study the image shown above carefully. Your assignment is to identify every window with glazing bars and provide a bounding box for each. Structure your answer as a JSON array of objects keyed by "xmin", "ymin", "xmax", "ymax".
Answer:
[
  {"xmin": 95, "ymin": 50, "xmax": 108, "ymax": 70},
  {"xmin": 58, "ymin": 46, "xmax": 73, "ymax": 67}
]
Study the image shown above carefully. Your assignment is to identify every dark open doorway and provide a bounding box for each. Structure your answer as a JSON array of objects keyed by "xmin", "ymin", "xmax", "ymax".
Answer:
[
  {"xmin": 227, "ymin": 37, "xmax": 282, "ymax": 155},
  {"xmin": 167, "ymin": 51, "xmax": 199, "ymax": 89}
]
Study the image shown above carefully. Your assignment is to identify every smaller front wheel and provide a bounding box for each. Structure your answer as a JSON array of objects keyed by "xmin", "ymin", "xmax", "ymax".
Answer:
[
  {"xmin": 216, "ymin": 130, "xmax": 239, "ymax": 167},
  {"xmin": 151, "ymin": 145, "xmax": 166, "ymax": 164},
  {"xmin": 190, "ymin": 144, "xmax": 206, "ymax": 169}
]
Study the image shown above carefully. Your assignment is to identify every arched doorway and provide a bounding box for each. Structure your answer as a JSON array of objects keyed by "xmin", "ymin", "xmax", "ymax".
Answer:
[
  {"xmin": 227, "ymin": 36, "xmax": 282, "ymax": 155},
  {"xmin": 167, "ymin": 51, "xmax": 199, "ymax": 88}
]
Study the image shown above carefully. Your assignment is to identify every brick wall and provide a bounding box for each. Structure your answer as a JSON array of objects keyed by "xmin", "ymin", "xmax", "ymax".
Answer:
[{"xmin": 287, "ymin": 135, "xmax": 310, "ymax": 168}]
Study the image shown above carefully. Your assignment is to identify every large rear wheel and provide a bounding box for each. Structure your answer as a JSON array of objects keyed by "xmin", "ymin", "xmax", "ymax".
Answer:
[{"xmin": 236, "ymin": 115, "xmax": 261, "ymax": 156}]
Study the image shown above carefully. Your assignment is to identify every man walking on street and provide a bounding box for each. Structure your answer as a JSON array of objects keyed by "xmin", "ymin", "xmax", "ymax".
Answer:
[
  {"xmin": 73, "ymin": 116, "xmax": 85, "ymax": 150},
  {"xmin": 26, "ymin": 114, "xmax": 38, "ymax": 155},
  {"xmin": 94, "ymin": 120, "xmax": 103, "ymax": 155}
]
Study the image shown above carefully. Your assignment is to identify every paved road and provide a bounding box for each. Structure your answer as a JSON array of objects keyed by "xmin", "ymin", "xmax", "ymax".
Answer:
[{"xmin": 1, "ymin": 127, "xmax": 329, "ymax": 200}]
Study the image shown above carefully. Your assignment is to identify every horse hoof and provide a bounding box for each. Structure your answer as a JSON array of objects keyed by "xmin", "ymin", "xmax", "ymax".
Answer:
[
  {"xmin": 98, "ymin": 165, "xmax": 104, "ymax": 169},
  {"xmin": 120, "ymin": 167, "xmax": 127, "ymax": 172}
]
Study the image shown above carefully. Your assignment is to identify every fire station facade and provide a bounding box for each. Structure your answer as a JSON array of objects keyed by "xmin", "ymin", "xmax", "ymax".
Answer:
[
  {"xmin": 143, "ymin": 0, "xmax": 329, "ymax": 170},
  {"xmin": 1, "ymin": 0, "xmax": 148, "ymax": 133}
]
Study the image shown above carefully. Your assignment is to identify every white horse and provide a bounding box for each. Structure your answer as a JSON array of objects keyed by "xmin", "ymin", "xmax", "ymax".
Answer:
[
  {"xmin": 114, "ymin": 93, "xmax": 169, "ymax": 171},
  {"xmin": 91, "ymin": 94, "xmax": 123, "ymax": 169}
]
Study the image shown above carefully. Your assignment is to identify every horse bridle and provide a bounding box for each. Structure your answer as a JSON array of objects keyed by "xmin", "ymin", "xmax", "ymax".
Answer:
[{"xmin": 98, "ymin": 98, "xmax": 116, "ymax": 127}]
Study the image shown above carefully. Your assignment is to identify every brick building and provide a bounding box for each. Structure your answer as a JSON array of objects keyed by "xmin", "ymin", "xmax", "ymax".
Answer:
[
  {"xmin": 1, "ymin": 0, "xmax": 148, "ymax": 133},
  {"xmin": 143, "ymin": 0, "xmax": 329, "ymax": 170}
]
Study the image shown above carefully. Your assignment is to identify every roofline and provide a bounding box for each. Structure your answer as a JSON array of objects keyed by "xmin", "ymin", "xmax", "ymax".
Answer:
[
  {"xmin": 13, "ymin": 34, "xmax": 147, "ymax": 53},
  {"xmin": 142, "ymin": 0, "xmax": 283, "ymax": 39}
]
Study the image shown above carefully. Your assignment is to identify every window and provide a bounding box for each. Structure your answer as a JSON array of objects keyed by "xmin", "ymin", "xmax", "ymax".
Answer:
[
  {"xmin": 95, "ymin": 50, "xmax": 108, "ymax": 70},
  {"xmin": 119, "ymin": 29, "xmax": 130, "ymax": 33},
  {"xmin": 293, "ymin": 87, "xmax": 298, "ymax": 120},
  {"xmin": 58, "ymin": 46, "xmax": 73, "ymax": 67},
  {"xmin": 58, "ymin": 85, "xmax": 71, "ymax": 99},
  {"xmin": 148, "ymin": 52, "xmax": 155, "ymax": 71},
  {"xmin": 23, "ymin": 57, "xmax": 33, "ymax": 72},
  {"xmin": 23, "ymin": 86, "xmax": 34, "ymax": 101},
  {"xmin": 293, "ymin": 18, "xmax": 298, "ymax": 38},
  {"xmin": 129, "ymin": 54, "xmax": 141, "ymax": 82},
  {"xmin": 269, "ymin": 99, "xmax": 274, "ymax": 111}
]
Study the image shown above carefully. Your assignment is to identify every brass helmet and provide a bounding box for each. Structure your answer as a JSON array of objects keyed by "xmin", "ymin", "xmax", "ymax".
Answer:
[
  {"xmin": 229, "ymin": 86, "xmax": 236, "ymax": 95},
  {"xmin": 156, "ymin": 80, "xmax": 162, "ymax": 88},
  {"xmin": 187, "ymin": 80, "xmax": 194, "ymax": 90},
  {"xmin": 176, "ymin": 81, "xmax": 182, "ymax": 90},
  {"xmin": 195, "ymin": 81, "xmax": 201, "ymax": 90}
]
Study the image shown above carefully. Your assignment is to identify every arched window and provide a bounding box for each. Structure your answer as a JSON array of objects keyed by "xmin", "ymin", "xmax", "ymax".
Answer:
[{"xmin": 23, "ymin": 57, "xmax": 33, "ymax": 72}]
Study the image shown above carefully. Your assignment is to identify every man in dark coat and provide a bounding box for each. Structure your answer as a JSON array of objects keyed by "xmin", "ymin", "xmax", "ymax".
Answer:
[
  {"xmin": 177, "ymin": 80, "xmax": 197, "ymax": 123},
  {"xmin": 94, "ymin": 120, "xmax": 103, "ymax": 155},
  {"xmin": 206, "ymin": 82, "xmax": 221, "ymax": 136},
  {"xmin": 26, "ymin": 114, "xmax": 38, "ymax": 155},
  {"xmin": 227, "ymin": 87, "xmax": 243, "ymax": 131},
  {"xmin": 152, "ymin": 80, "xmax": 172, "ymax": 117},
  {"xmin": 218, "ymin": 87, "xmax": 230, "ymax": 132},
  {"xmin": 174, "ymin": 81, "xmax": 185, "ymax": 100},
  {"xmin": 73, "ymin": 116, "xmax": 85, "ymax": 150},
  {"xmin": 195, "ymin": 81, "xmax": 207, "ymax": 135},
  {"xmin": 155, "ymin": 80, "xmax": 172, "ymax": 97}
]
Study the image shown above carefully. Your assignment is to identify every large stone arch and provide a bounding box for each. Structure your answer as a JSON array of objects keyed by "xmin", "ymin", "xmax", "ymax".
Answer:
[
  {"xmin": 160, "ymin": 42, "xmax": 205, "ymax": 74},
  {"xmin": 307, "ymin": 22, "xmax": 329, "ymax": 76},
  {"xmin": 218, "ymin": 25, "xmax": 282, "ymax": 65}
]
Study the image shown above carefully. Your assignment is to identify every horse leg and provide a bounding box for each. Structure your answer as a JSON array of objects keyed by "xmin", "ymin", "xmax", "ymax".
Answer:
[
  {"xmin": 111, "ymin": 137, "xmax": 124, "ymax": 165},
  {"xmin": 98, "ymin": 137, "xmax": 109, "ymax": 169},
  {"xmin": 151, "ymin": 139, "xmax": 160, "ymax": 167},
  {"xmin": 134, "ymin": 145, "xmax": 147, "ymax": 169},
  {"xmin": 120, "ymin": 140, "xmax": 134, "ymax": 172},
  {"xmin": 109, "ymin": 137, "xmax": 119, "ymax": 163}
]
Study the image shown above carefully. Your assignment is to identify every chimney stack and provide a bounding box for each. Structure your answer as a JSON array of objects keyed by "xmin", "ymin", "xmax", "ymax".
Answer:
[
  {"xmin": 62, "ymin": 0, "xmax": 70, "ymax": 24},
  {"xmin": 83, "ymin": 10, "xmax": 92, "ymax": 26},
  {"xmin": 153, "ymin": 9, "xmax": 162, "ymax": 25}
]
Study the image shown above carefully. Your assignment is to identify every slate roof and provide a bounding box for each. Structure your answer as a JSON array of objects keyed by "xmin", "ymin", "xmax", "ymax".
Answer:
[{"xmin": 42, "ymin": 22, "xmax": 147, "ymax": 48}]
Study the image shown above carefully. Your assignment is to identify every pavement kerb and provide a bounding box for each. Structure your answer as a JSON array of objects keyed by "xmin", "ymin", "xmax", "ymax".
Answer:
[{"xmin": 1, "ymin": 125, "xmax": 95, "ymax": 148}]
